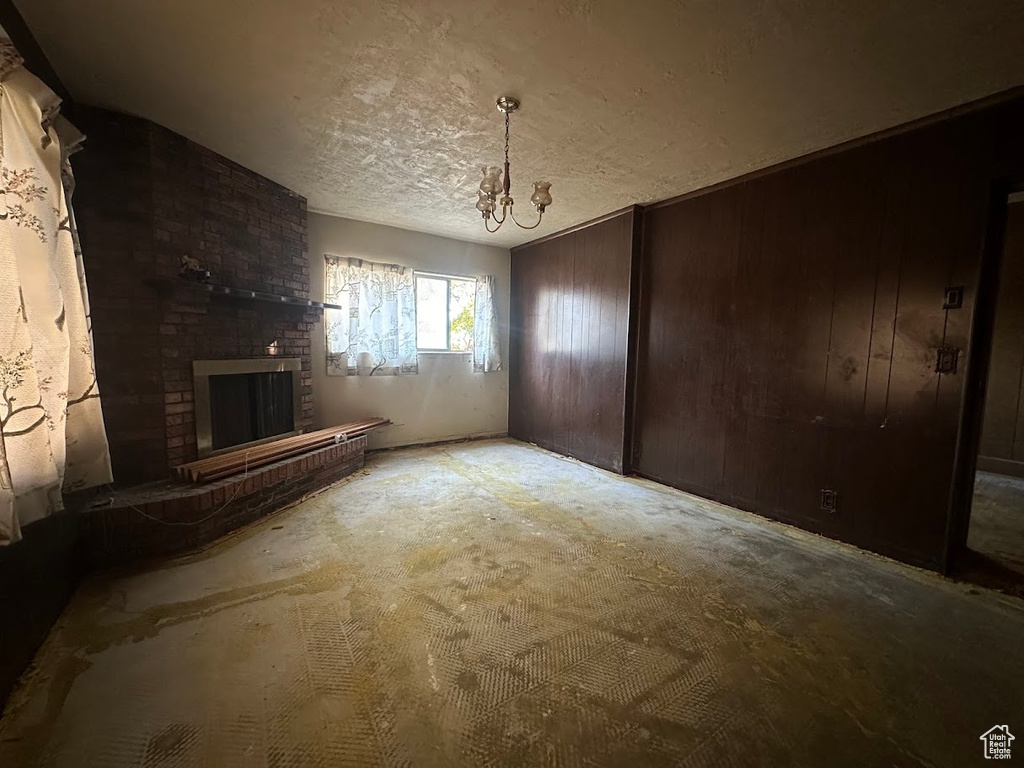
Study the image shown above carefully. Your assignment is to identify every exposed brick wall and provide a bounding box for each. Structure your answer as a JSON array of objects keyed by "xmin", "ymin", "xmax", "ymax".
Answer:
[
  {"xmin": 74, "ymin": 107, "xmax": 312, "ymax": 484},
  {"xmin": 74, "ymin": 111, "xmax": 166, "ymax": 483},
  {"xmin": 149, "ymin": 127, "xmax": 309, "ymax": 297}
]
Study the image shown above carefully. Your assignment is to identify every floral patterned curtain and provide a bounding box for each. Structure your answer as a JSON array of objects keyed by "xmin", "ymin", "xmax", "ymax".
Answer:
[
  {"xmin": 473, "ymin": 275, "xmax": 502, "ymax": 373},
  {"xmin": 0, "ymin": 38, "xmax": 112, "ymax": 544},
  {"xmin": 325, "ymin": 256, "xmax": 418, "ymax": 376}
]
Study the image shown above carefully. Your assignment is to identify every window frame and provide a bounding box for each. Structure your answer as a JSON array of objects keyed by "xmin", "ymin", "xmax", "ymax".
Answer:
[{"xmin": 414, "ymin": 271, "xmax": 476, "ymax": 354}]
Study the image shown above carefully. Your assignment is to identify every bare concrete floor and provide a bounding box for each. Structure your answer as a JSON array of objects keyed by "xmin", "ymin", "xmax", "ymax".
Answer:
[{"xmin": 2, "ymin": 439, "xmax": 1022, "ymax": 767}]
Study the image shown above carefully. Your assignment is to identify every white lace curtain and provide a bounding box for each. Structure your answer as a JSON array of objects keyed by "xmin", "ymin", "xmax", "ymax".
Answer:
[
  {"xmin": 0, "ymin": 39, "xmax": 112, "ymax": 544},
  {"xmin": 324, "ymin": 255, "xmax": 501, "ymax": 377},
  {"xmin": 325, "ymin": 256, "xmax": 418, "ymax": 376},
  {"xmin": 473, "ymin": 275, "xmax": 501, "ymax": 373}
]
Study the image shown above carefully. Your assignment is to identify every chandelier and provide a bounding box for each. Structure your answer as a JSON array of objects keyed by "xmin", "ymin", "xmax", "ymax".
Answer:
[{"xmin": 475, "ymin": 96, "xmax": 552, "ymax": 232}]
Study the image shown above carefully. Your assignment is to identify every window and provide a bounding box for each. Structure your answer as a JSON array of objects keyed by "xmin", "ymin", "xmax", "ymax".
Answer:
[{"xmin": 415, "ymin": 273, "xmax": 476, "ymax": 352}]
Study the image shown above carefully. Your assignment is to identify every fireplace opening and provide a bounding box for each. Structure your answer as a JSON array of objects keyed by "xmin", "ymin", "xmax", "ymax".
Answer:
[
  {"xmin": 194, "ymin": 358, "xmax": 303, "ymax": 457},
  {"xmin": 209, "ymin": 371, "xmax": 294, "ymax": 451}
]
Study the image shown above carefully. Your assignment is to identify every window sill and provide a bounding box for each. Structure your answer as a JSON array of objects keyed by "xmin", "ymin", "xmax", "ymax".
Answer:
[{"xmin": 417, "ymin": 350, "xmax": 472, "ymax": 356}]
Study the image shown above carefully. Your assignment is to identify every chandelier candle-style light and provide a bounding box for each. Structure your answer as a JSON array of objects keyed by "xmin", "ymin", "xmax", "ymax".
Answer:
[{"xmin": 475, "ymin": 96, "xmax": 552, "ymax": 233}]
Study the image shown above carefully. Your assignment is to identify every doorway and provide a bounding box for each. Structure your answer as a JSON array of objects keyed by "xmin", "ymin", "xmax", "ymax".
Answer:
[{"xmin": 961, "ymin": 190, "xmax": 1024, "ymax": 593}]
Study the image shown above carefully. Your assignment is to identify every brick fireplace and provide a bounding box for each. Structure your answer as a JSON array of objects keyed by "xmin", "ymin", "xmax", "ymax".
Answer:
[
  {"xmin": 64, "ymin": 107, "xmax": 366, "ymax": 562},
  {"xmin": 72, "ymin": 106, "xmax": 315, "ymax": 485}
]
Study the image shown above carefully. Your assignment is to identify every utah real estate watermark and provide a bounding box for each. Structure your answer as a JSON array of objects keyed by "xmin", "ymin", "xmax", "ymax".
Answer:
[{"xmin": 980, "ymin": 725, "xmax": 1014, "ymax": 760}]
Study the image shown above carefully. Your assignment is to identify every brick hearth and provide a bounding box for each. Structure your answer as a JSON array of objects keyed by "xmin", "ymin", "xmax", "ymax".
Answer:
[{"xmin": 83, "ymin": 437, "xmax": 366, "ymax": 566}]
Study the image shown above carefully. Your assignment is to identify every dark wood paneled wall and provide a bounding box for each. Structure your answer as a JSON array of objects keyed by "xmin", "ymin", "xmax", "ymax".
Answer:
[
  {"xmin": 979, "ymin": 201, "xmax": 1024, "ymax": 475},
  {"xmin": 509, "ymin": 209, "xmax": 637, "ymax": 472},
  {"xmin": 635, "ymin": 101, "xmax": 1024, "ymax": 570},
  {"xmin": 509, "ymin": 96, "xmax": 1024, "ymax": 571},
  {"xmin": 0, "ymin": 515, "xmax": 83, "ymax": 710}
]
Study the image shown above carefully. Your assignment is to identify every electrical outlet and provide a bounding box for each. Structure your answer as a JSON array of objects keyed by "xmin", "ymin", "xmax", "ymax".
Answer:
[
  {"xmin": 820, "ymin": 489, "xmax": 837, "ymax": 513},
  {"xmin": 943, "ymin": 286, "xmax": 964, "ymax": 310},
  {"xmin": 935, "ymin": 346, "xmax": 960, "ymax": 374}
]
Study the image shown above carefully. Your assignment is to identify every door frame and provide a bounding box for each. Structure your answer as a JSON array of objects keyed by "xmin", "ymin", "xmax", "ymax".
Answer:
[{"xmin": 943, "ymin": 179, "xmax": 1023, "ymax": 572}]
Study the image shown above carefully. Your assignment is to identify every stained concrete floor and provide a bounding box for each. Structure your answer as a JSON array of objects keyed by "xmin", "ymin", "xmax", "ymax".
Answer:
[{"xmin": 2, "ymin": 439, "xmax": 1023, "ymax": 767}]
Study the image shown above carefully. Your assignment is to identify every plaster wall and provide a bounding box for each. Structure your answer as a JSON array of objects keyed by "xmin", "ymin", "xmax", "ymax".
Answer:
[{"xmin": 309, "ymin": 213, "xmax": 510, "ymax": 448}]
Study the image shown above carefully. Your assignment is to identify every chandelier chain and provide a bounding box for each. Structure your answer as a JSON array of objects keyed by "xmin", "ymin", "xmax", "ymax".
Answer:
[{"xmin": 504, "ymin": 110, "xmax": 510, "ymax": 167}]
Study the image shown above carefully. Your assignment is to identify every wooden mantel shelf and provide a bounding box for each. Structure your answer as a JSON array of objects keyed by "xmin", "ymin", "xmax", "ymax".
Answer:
[{"xmin": 144, "ymin": 277, "xmax": 343, "ymax": 311}]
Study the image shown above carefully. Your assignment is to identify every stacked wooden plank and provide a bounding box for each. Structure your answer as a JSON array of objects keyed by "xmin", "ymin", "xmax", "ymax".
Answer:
[{"xmin": 173, "ymin": 418, "xmax": 390, "ymax": 483}]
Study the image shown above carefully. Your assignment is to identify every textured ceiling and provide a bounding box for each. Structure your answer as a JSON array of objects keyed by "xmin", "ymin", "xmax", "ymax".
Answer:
[{"xmin": 16, "ymin": 0, "xmax": 1024, "ymax": 247}]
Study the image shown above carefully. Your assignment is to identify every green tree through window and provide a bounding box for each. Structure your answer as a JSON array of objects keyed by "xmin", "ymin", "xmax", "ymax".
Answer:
[{"xmin": 415, "ymin": 274, "xmax": 475, "ymax": 351}]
